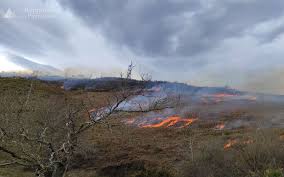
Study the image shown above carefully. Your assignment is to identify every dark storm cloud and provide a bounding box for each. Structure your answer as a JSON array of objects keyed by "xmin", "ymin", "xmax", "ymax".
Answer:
[
  {"xmin": 58, "ymin": 0, "xmax": 201, "ymax": 56},
  {"xmin": 58, "ymin": 0, "xmax": 284, "ymax": 57}
]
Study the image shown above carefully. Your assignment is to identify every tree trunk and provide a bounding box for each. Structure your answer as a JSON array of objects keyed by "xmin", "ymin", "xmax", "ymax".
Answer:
[
  {"xmin": 43, "ymin": 163, "xmax": 66, "ymax": 177},
  {"xmin": 52, "ymin": 163, "xmax": 66, "ymax": 177}
]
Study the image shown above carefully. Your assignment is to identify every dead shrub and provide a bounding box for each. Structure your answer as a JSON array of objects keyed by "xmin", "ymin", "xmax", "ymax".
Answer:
[{"xmin": 182, "ymin": 130, "xmax": 284, "ymax": 177}]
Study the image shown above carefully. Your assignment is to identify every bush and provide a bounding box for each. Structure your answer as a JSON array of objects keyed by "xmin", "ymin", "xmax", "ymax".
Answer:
[
  {"xmin": 263, "ymin": 168, "xmax": 284, "ymax": 177},
  {"xmin": 182, "ymin": 130, "xmax": 284, "ymax": 177}
]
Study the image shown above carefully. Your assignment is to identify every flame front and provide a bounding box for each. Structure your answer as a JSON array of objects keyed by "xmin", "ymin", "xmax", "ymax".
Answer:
[
  {"xmin": 213, "ymin": 93, "xmax": 236, "ymax": 103},
  {"xmin": 125, "ymin": 118, "xmax": 135, "ymax": 124},
  {"xmin": 224, "ymin": 139, "xmax": 238, "ymax": 149},
  {"xmin": 215, "ymin": 123, "xmax": 225, "ymax": 130},
  {"xmin": 141, "ymin": 116, "xmax": 198, "ymax": 128},
  {"xmin": 224, "ymin": 139, "xmax": 253, "ymax": 149},
  {"xmin": 213, "ymin": 93, "xmax": 236, "ymax": 98}
]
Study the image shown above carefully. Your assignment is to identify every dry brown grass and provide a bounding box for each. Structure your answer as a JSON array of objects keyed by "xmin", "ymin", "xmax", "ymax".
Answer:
[{"xmin": 1, "ymin": 78, "xmax": 284, "ymax": 177}]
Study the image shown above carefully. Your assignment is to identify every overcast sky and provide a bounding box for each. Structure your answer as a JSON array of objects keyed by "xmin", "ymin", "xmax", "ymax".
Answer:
[{"xmin": 0, "ymin": 0, "xmax": 284, "ymax": 94}]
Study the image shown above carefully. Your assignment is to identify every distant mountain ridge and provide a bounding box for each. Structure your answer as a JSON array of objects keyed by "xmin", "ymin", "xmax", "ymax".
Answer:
[
  {"xmin": 6, "ymin": 54, "xmax": 61, "ymax": 74},
  {"xmin": 62, "ymin": 77, "xmax": 241, "ymax": 95},
  {"xmin": 2, "ymin": 71, "xmax": 284, "ymax": 101},
  {"xmin": 1, "ymin": 55, "xmax": 283, "ymax": 98}
]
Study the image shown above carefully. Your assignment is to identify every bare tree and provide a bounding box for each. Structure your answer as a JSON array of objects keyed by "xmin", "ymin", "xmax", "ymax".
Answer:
[
  {"xmin": 0, "ymin": 69, "xmax": 172, "ymax": 177},
  {"xmin": 126, "ymin": 61, "xmax": 135, "ymax": 79},
  {"xmin": 140, "ymin": 73, "xmax": 152, "ymax": 82}
]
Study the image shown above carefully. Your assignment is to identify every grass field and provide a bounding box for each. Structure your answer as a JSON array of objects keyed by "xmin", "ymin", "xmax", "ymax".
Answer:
[{"xmin": 1, "ymin": 77, "xmax": 284, "ymax": 177}]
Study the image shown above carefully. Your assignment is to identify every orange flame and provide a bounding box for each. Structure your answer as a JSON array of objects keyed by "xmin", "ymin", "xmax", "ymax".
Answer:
[
  {"xmin": 215, "ymin": 123, "xmax": 225, "ymax": 130},
  {"xmin": 213, "ymin": 93, "xmax": 257, "ymax": 102},
  {"xmin": 214, "ymin": 93, "xmax": 236, "ymax": 102},
  {"xmin": 224, "ymin": 139, "xmax": 253, "ymax": 149},
  {"xmin": 141, "ymin": 116, "xmax": 198, "ymax": 128},
  {"xmin": 202, "ymin": 93, "xmax": 237, "ymax": 104},
  {"xmin": 224, "ymin": 139, "xmax": 238, "ymax": 149},
  {"xmin": 125, "ymin": 118, "xmax": 135, "ymax": 124},
  {"xmin": 213, "ymin": 93, "xmax": 236, "ymax": 98},
  {"xmin": 248, "ymin": 96, "xmax": 257, "ymax": 101}
]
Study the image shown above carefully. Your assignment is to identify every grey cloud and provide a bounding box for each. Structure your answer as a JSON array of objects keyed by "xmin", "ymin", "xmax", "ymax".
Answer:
[
  {"xmin": 0, "ymin": 21, "xmax": 45, "ymax": 55},
  {"xmin": 58, "ymin": 0, "xmax": 284, "ymax": 58},
  {"xmin": 0, "ymin": 0, "xmax": 73, "ymax": 57},
  {"xmin": 0, "ymin": 0, "xmax": 132, "ymax": 70},
  {"xmin": 247, "ymin": 16, "xmax": 284, "ymax": 43},
  {"xmin": 59, "ymin": 0, "xmax": 201, "ymax": 57}
]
